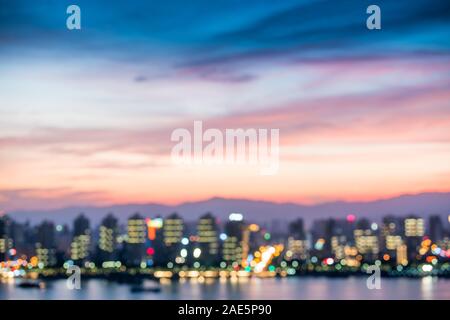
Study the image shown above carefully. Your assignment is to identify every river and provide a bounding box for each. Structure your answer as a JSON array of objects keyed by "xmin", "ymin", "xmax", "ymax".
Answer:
[{"xmin": 1, "ymin": 276, "xmax": 449, "ymax": 300}]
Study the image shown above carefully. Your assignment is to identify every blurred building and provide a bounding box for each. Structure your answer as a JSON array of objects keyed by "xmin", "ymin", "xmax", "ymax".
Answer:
[
  {"xmin": 55, "ymin": 224, "xmax": 72, "ymax": 256},
  {"xmin": 331, "ymin": 235, "xmax": 347, "ymax": 260},
  {"xmin": 396, "ymin": 244, "xmax": 408, "ymax": 266},
  {"xmin": 404, "ymin": 217, "xmax": 425, "ymax": 237},
  {"xmin": 196, "ymin": 213, "xmax": 219, "ymax": 266},
  {"xmin": 354, "ymin": 218, "xmax": 379, "ymax": 261},
  {"xmin": 126, "ymin": 213, "xmax": 146, "ymax": 266},
  {"xmin": 163, "ymin": 213, "xmax": 184, "ymax": 246},
  {"xmin": 311, "ymin": 218, "xmax": 353, "ymax": 259},
  {"xmin": 161, "ymin": 213, "xmax": 184, "ymax": 264},
  {"xmin": 0, "ymin": 215, "xmax": 12, "ymax": 261},
  {"xmin": 70, "ymin": 214, "xmax": 91, "ymax": 264},
  {"xmin": 144, "ymin": 217, "xmax": 163, "ymax": 267},
  {"xmin": 285, "ymin": 219, "xmax": 308, "ymax": 261},
  {"xmin": 428, "ymin": 215, "xmax": 444, "ymax": 243},
  {"xmin": 35, "ymin": 220, "xmax": 56, "ymax": 267},
  {"xmin": 97, "ymin": 213, "xmax": 119, "ymax": 263},
  {"xmin": 285, "ymin": 237, "xmax": 309, "ymax": 261},
  {"xmin": 380, "ymin": 216, "xmax": 403, "ymax": 263},
  {"xmin": 310, "ymin": 219, "xmax": 332, "ymax": 258},
  {"xmin": 146, "ymin": 216, "xmax": 165, "ymax": 267},
  {"xmin": 289, "ymin": 218, "xmax": 306, "ymax": 240},
  {"xmin": 381, "ymin": 216, "xmax": 403, "ymax": 249},
  {"xmin": 222, "ymin": 213, "xmax": 244, "ymax": 265},
  {"xmin": 404, "ymin": 216, "xmax": 424, "ymax": 260},
  {"xmin": 10, "ymin": 220, "xmax": 35, "ymax": 258}
]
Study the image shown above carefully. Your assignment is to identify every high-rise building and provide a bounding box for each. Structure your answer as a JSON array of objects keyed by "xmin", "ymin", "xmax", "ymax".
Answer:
[
  {"xmin": 9, "ymin": 221, "xmax": 34, "ymax": 257},
  {"xmin": 222, "ymin": 213, "xmax": 244, "ymax": 265},
  {"xmin": 385, "ymin": 235, "xmax": 403, "ymax": 251},
  {"xmin": 0, "ymin": 215, "xmax": 12, "ymax": 261},
  {"xmin": 404, "ymin": 217, "xmax": 425, "ymax": 237},
  {"xmin": 428, "ymin": 215, "xmax": 444, "ymax": 242},
  {"xmin": 70, "ymin": 214, "xmax": 91, "ymax": 264},
  {"xmin": 354, "ymin": 229, "xmax": 379, "ymax": 255},
  {"xmin": 380, "ymin": 216, "xmax": 403, "ymax": 263},
  {"xmin": 289, "ymin": 218, "xmax": 306, "ymax": 240},
  {"xmin": 163, "ymin": 213, "xmax": 184, "ymax": 246},
  {"xmin": 146, "ymin": 217, "xmax": 164, "ymax": 267},
  {"xmin": 285, "ymin": 237, "xmax": 309, "ymax": 261},
  {"xmin": 311, "ymin": 218, "xmax": 353, "ymax": 259},
  {"xmin": 396, "ymin": 244, "xmax": 408, "ymax": 266},
  {"xmin": 55, "ymin": 224, "xmax": 72, "ymax": 256},
  {"xmin": 383, "ymin": 216, "xmax": 403, "ymax": 233},
  {"xmin": 285, "ymin": 218, "xmax": 308, "ymax": 261},
  {"xmin": 97, "ymin": 213, "xmax": 118, "ymax": 263},
  {"xmin": 196, "ymin": 213, "xmax": 219, "ymax": 266},
  {"xmin": 404, "ymin": 216, "xmax": 424, "ymax": 260},
  {"xmin": 162, "ymin": 213, "xmax": 184, "ymax": 264},
  {"xmin": 331, "ymin": 235, "xmax": 347, "ymax": 260},
  {"xmin": 126, "ymin": 213, "xmax": 146, "ymax": 266},
  {"xmin": 36, "ymin": 221, "xmax": 56, "ymax": 267},
  {"xmin": 354, "ymin": 219, "xmax": 379, "ymax": 261}
]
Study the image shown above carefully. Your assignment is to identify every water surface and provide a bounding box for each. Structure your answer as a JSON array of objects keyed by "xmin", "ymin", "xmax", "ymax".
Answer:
[{"xmin": 1, "ymin": 277, "xmax": 449, "ymax": 300}]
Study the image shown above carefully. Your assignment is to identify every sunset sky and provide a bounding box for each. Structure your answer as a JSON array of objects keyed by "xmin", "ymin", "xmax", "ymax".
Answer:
[{"xmin": 1, "ymin": 0, "xmax": 450, "ymax": 211}]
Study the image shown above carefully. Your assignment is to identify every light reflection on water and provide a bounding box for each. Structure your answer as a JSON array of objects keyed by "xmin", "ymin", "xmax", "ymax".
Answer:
[{"xmin": 0, "ymin": 277, "xmax": 449, "ymax": 300}]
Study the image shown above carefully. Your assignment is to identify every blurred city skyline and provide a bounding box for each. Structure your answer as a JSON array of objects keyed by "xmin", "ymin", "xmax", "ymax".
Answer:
[
  {"xmin": 1, "ymin": 0, "xmax": 450, "ymax": 212},
  {"xmin": 1, "ymin": 206, "xmax": 449, "ymax": 280}
]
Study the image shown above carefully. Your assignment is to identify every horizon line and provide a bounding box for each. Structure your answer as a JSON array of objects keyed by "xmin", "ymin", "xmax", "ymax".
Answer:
[{"xmin": 5, "ymin": 190, "xmax": 450, "ymax": 214}]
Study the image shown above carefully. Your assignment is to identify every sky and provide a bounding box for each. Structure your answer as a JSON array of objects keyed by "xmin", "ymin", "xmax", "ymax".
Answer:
[{"xmin": 0, "ymin": 0, "xmax": 450, "ymax": 211}]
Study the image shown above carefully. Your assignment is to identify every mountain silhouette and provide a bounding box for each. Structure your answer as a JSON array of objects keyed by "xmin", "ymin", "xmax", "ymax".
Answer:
[{"xmin": 7, "ymin": 192, "xmax": 450, "ymax": 227}]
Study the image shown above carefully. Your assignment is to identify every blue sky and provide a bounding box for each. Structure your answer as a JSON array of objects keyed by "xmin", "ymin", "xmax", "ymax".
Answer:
[
  {"xmin": 1, "ymin": 1, "xmax": 450, "ymax": 210},
  {"xmin": 1, "ymin": 0, "xmax": 449, "ymax": 62}
]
